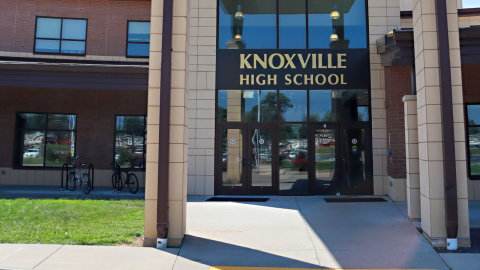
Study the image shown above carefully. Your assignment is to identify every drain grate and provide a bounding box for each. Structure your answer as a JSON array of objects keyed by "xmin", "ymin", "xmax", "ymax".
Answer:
[
  {"xmin": 206, "ymin": 197, "xmax": 269, "ymax": 202},
  {"xmin": 324, "ymin": 197, "xmax": 387, "ymax": 203}
]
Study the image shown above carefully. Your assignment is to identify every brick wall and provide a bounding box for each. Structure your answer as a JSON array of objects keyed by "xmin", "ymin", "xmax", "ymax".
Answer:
[
  {"xmin": 0, "ymin": 0, "xmax": 151, "ymax": 56},
  {"xmin": 0, "ymin": 87, "xmax": 147, "ymax": 170},
  {"xmin": 462, "ymin": 64, "xmax": 480, "ymax": 104},
  {"xmin": 385, "ymin": 66, "xmax": 412, "ymax": 179}
]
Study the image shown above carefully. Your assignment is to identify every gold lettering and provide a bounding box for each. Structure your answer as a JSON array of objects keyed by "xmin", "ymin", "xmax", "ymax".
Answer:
[
  {"xmin": 251, "ymin": 74, "xmax": 255, "ymax": 85},
  {"xmin": 240, "ymin": 74, "xmax": 249, "ymax": 85},
  {"xmin": 297, "ymin": 54, "xmax": 311, "ymax": 69},
  {"xmin": 293, "ymin": 74, "xmax": 302, "ymax": 85},
  {"xmin": 318, "ymin": 54, "xmax": 327, "ymax": 68},
  {"xmin": 268, "ymin": 53, "xmax": 285, "ymax": 69},
  {"xmin": 304, "ymin": 74, "xmax": 313, "ymax": 85},
  {"xmin": 341, "ymin": 74, "xmax": 347, "ymax": 84},
  {"xmin": 240, "ymin": 54, "xmax": 252, "ymax": 69},
  {"xmin": 256, "ymin": 74, "xmax": 266, "ymax": 85},
  {"xmin": 268, "ymin": 74, "xmax": 277, "ymax": 85},
  {"xmin": 328, "ymin": 54, "xmax": 336, "ymax": 69},
  {"xmin": 338, "ymin": 53, "xmax": 347, "ymax": 68},
  {"xmin": 312, "ymin": 53, "xmax": 317, "ymax": 68},
  {"xmin": 285, "ymin": 74, "xmax": 292, "ymax": 85},
  {"xmin": 284, "ymin": 54, "xmax": 296, "ymax": 69},
  {"xmin": 315, "ymin": 74, "xmax": 326, "ymax": 85},
  {"xmin": 254, "ymin": 54, "xmax": 267, "ymax": 69},
  {"xmin": 328, "ymin": 74, "xmax": 339, "ymax": 85}
]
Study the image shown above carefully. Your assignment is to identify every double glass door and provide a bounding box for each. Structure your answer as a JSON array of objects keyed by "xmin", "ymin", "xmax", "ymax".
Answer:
[
  {"xmin": 310, "ymin": 123, "xmax": 372, "ymax": 195},
  {"xmin": 216, "ymin": 123, "xmax": 277, "ymax": 195}
]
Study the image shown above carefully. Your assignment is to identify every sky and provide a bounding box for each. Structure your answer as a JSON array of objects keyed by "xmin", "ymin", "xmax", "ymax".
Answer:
[{"xmin": 463, "ymin": 0, "xmax": 480, "ymax": 8}]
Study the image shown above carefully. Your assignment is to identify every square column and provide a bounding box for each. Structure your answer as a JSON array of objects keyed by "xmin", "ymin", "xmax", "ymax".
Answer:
[
  {"xmin": 144, "ymin": 0, "xmax": 190, "ymax": 248},
  {"xmin": 412, "ymin": 0, "xmax": 470, "ymax": 247},
  {"xmin": 403, "ymin": 95, "xmax": 420, "ymax": 220}
]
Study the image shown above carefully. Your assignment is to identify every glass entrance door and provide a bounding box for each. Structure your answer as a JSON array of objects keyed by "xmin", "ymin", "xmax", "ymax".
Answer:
[
  {"xmin": 216, "ymin": 124, "xmax": 277, "ymax": 195},
  {"xmin": 310, "ymin": 123, "xmax": 372, "ymax": 195}
]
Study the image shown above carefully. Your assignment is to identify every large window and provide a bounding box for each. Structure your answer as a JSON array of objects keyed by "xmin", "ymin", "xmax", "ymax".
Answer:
[
  {"xmin": 34, "ymin": 17, "xmax": 87, "ymax": 55},
  {"xmin": 15, "ymin": 113, "xmax": 76, "ymax": 167},
  {"xmin": 127, "ymin": 21, "xmax": 151, "ymax": 57},
  {"xmin": 467, "ymin": 105, "xmax": 480, "ymax": 179},
  {"xmin": 218, "ymin": 89, "xmax": 369, "ymax": 123},
  {"xmin": 115, "ymin": 116, "xmax": 147, "ymax": 169},
  {"xmin": 217, "ymin": 0, "xmax": 367, "ymax": 49}
]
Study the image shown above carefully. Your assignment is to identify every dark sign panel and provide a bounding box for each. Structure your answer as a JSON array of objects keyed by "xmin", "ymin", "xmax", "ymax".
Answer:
[{"xmin": 216, "ymin": 49, "xmax": 370, "ymax": 90}]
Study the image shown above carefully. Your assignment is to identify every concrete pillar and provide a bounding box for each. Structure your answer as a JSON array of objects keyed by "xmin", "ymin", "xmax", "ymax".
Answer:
[
  {"xmin": 369, "ymin": 0, "xmax": 401, "ymax": 195},
  {"xmin": 412, "ymin": 0, "xmax": 470, "ymax": 247},
  {"xmin": 403, "ymin": 95, "xmax": 420, "ymax": 220},
  {"xmin": 144, "ymin": 0, "xmax": 189, "ymax": 247}
]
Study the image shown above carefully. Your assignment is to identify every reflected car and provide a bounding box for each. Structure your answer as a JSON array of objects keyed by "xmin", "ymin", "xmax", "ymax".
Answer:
[
  {"xmin": 23, "ymin": 149, "xmax": 40, "ymax": 158},
  {"xmin": 222, "ymin": 153, "xmax": 227, "ymax": 171},
  {"xmin": 289, "ymin": 151, "xmax": 298, "ymax": 159},
  {"xmin": 470, "ymin": 138, "xmax": 480, "ymax": 148}
]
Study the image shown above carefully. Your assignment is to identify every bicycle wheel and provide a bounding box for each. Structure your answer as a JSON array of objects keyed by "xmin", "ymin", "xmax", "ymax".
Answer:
[
  {"xmin": 81, "ymin": 173, "xmax": 92, "ymax": 194},
  {"xmin": 116, "ymin": 172, "xmax": 125, "ymax": 191},
  {"xmin": 67, "ymin": 172, "xmax": 76, "ymax": 191},
  {"xmin": 126, "ymin": 173, "xmax": 139, "ymax": 194},
  {"xmin": 111, "ymin": 172, "xmax": 118, "ymax": 190}
]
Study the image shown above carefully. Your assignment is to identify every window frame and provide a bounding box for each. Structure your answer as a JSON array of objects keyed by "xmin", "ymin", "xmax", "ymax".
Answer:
[
  {"xmin": 126, "ymin": 20, "xmax": 151, "ymax": 58},
  {"xmin": 33, "ymin": 16, "xmax": 88, "ymax": 56},
  {"xmin": 13, "ymin": 112, "xmax": 78, "ymax": 169},
  {"xmin": 466, "ymin": 104, "xmax": 480, "ymax": 180},
  {"xmin": 114, "ymin": 115, "xmax": 147, "ymax": 171}
]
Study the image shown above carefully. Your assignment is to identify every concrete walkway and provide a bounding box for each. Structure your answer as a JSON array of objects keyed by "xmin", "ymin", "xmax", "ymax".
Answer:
[{"xmin": 1, "ymin": 195, "xmax": 461, "ymax": 270}]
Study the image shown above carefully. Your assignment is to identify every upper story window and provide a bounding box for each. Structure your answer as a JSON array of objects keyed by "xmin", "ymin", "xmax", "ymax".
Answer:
[
  {"xmin": 127, "ymin": 21, "xmax": 151, "ymax": 57},
  {"xmin": 34, "ymin": 17, "xmax": 87, "ymax": 55},
  {"xmin": 218, "ymin": 0, "xmax": 367, "ymax": 49}
]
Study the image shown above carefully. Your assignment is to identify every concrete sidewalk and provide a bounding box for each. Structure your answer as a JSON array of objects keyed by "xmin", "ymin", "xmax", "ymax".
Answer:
[{"xmin": 0, "ymin": 196, "xmax": 478, "ymax": 270}]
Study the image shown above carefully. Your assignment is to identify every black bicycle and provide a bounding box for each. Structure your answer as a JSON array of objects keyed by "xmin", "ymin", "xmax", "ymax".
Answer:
[
  {"xmin": 111, "ymin": 159, "xmax": 139, "ymax": 194},
  {"xmin": 66, "ymin": 156, "xmax": 92, "ymax": 194}
]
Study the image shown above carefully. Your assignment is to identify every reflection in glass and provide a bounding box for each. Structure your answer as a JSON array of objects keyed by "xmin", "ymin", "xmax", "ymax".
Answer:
[
  {"xmin": 62, "ymin": 19, "xmax": 87, "ymax": 40},
  {"xmin": 45, "ymin": 131, "xmax": 75, "ymax": 167},
  {"xmin": 217, "ymin": 90, "xmax": 277, "ymax": 122},
  {"xmin": 343, "ymin": 128, "xmax": 365, "ymax": 186},
  {"xmin": 60, "ymin": 41, "xmax": 86, "ymax": 54},
  {"xmin": 219, "ymin": 0, "xmax": 277, "ymax": 49},
  {"xmin": 308, "ymin": 0, "xmax": 367, "ymax": 49},
  {"xmin": 222, "ymin": 128, "xmax": 243, "ymax": 186},
  {"xmin": 279, "ymin": 124, "xmax": 308, "ymax": 194},
  {"xmin": 279, "ymin": 90, "xmax": 307, "ymax": 122},
  {"xmin": 128, "ymin": 22, "xmax": 151, "ymax": 42},
  {"xmin": 36, "ymin": 18, "xmax": 62, "ymax": 39},
  {"xmin": 115, "ymin": 116, "xmax": 146, "ymax": 168},
  {"xmin": 22, "ymin": 131, "xmax": 45, "ymax": 166},
  {"xmin": 315, "ymin": 128, "xmax": 337, "ymax": 188},
  {"xmin": 279, "ymin": 0, "xmax": 306, "ymax": 48},
  {"xmin": 35, "ymin": 40, "xmax": 60, "ymax": 53},
  {"xmin": 310, "ymin": 89, "xmax": 369, "ymax": 122},
  {"xmin": 250, "ymin": 128, "xmax": 272, "ymax": 186},
  {"xmin": 127, "ymin": 43, "xmax": 150, "ymax": 57},
  {"xmin": 468, "ymin": 105, "xmax": 480, "ymax": 125},
  {"xmin": 47, "ymin": 114, "xmax": 76, "ymax": 130},
  {"xmin": 18, "ymin": 114, "xmax": 46, "ymax": 129},
  {"xmin": 469, "ymin": 127, "xmax": 480, "ymax": 176}
]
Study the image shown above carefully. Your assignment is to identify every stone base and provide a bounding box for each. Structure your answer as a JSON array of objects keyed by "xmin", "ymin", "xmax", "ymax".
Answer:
[
  {"xmin": 422, "ymin": 231, "xmax": 471, "ymax": 247},
  {"xmin": 388, "ymin": 176, "xmax": 406, "ymax": 201},
  {"xmin": 143, "ymin": 237, "xmax": 183, "ymax": 248},
  {"xmin": 408, "ymin": 217, "xmax": 421, "ymax": 222}
]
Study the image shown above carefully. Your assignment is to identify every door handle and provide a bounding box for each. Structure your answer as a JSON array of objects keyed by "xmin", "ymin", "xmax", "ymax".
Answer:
[
  {"xmin": 247, "ymin": 158, "xmax": 253, "ymax": 166},
  {"xmin": 242, "ymin": 158, "xmax": 246, "ymax": 166}
]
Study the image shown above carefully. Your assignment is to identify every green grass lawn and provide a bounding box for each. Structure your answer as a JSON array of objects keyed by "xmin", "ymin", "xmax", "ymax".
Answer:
[{"xmin": 0, "ymin": 199, "xmax": 144, "ymax": 246}]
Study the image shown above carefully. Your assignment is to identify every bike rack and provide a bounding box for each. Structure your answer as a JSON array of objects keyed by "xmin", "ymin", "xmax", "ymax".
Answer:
[
  {"xmin": 60, "ymin": 163, "xmax": 69, "ymax": 191},
  {"xmin": 88, "ymin": 164, "xmax": 94, "ymax": 191}
]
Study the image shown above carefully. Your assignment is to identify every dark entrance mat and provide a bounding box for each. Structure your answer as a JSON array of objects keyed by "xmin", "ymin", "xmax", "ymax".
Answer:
[
  {"xmin": 324, "ymin": 197, "xmax": 388, "ymax": 203},
  {"xmin": 206, "ymin": 197, "xmax": 269, "ymax": 202}
]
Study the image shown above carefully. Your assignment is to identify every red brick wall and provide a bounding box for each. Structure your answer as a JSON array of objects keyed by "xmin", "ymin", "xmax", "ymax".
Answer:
[
  {"xmin": 0, "ymin": 87, "xmax": 147, "ymax": 170},
  {"xmin": 462, "ymin": 64, "xmax": 480, "ymax": 104},
  {"xmin": 385, "ymin": 66, "xmax": 412, "ymax": 179},
  {"xmin": 0, "ymin": 0, "xmax": 151, "ymax": 55}
]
